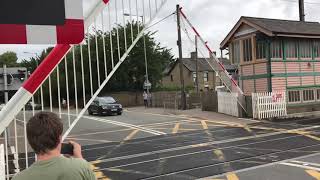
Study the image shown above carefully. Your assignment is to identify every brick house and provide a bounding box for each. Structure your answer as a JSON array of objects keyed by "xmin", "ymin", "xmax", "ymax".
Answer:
[
  {"xmin": 220, "ymin": 16, "xmax": 320, "ymax": 110},
  {"xmin": 162, "ymin": 54, "xmax": 235, "ymax": 91}
]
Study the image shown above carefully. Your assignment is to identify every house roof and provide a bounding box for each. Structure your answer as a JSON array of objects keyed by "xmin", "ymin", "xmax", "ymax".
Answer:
[
  {"xmin": 221, "ymin": 16, "xmax": 320, "ymax": 49},
  {"xmin": 163, "ymin": 58, "xmax": 235, "ymax": 75}
]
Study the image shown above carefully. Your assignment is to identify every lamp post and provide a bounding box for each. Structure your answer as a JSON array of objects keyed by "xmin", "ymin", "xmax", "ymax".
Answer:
[
  {"xmin": 123, "ymin": 13, "xmax": 151, "ymax": 94},
  {"xmin": 23, "ymin": 51, "xmax": 42, "ymax": 105}
]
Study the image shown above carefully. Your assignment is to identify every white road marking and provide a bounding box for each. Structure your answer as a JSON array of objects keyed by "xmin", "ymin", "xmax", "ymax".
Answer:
[
  {"xmin": 290, "ymin": 160, "xmax": 320, "ymax": 168},
  {"xmin": 280, "ymin": 162, "xmax": 320, "ymax": 171},
  {"xmin": 63, "ymin": 113, "xmax": 166, "ymax": 136}
]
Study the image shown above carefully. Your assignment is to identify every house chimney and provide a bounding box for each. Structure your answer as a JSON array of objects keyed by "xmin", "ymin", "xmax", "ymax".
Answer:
[{"xmin": 299, "ymin": 0, "xmax": 305, "ymax": 21}]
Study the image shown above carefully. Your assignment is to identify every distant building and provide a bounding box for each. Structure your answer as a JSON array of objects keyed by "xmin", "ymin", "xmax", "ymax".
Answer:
[
  {"xmin": 0, "ymin": 67, "xmax": 27, "ymax": 102},
  {"xmin": 162, "ymin": 53, "xmax": 236, "ymax": 91},
  {"xmin": 220, "ymin": 16, "xmax": 320, "ymax": 106}
]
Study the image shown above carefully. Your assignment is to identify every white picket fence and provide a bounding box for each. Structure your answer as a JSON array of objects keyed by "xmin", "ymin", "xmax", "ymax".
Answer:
[
  {"xmin": 218, "ymin": 91, "xmax": 239, "ymax": 117},
  {"xmin": 252, "ymin": 91, "xmax": 287, "ymax": 120}
]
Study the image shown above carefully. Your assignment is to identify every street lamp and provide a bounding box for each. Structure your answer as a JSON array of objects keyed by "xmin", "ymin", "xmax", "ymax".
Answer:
[
  {"xmin": 123, "ymin": 13, "xmax": 151, "ymax": 94},
  {"xmin": 23, "ymin": 51, "xmax": 42, "ymax": 105}
]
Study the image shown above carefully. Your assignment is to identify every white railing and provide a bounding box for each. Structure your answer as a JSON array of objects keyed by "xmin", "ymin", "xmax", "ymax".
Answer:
[
  {"xmin": 252, "ymin": 91, "xmax": 287, "ymax": 120},
  {"xmin": 0, "ymin": 0, "xmax": 167, "ymax": 178},
  {"xmin": 218, "ymin": 91, "xmax": 239, "ymax": 117}
]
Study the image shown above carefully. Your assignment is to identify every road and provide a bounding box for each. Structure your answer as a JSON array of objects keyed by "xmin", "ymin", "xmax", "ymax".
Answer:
[{"xmin": 8, "ymin": 109, "xmax": 320, "ymax": 179}]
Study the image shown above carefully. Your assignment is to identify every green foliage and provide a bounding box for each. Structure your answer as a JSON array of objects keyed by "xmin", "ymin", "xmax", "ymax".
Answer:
[
  {"xmin": 0, "ymin": 51, "xmax": 18, "ymax": 67},
  {"xmin": 21, "ymin": 22, "xmax": 174, "ymax": 106}
]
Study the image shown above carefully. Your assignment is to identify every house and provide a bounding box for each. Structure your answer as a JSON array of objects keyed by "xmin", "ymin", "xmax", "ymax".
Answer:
[
  {"xmin": 220, "ymin": 16, "xmax": 320, "ymax": 109},
  {"xmin": 162, "ymin": 53, "xmax": 236, "ymax": 91},
  {"xmin": 0, "ymin": 67, "xmax": 28, "ymax": 103}
]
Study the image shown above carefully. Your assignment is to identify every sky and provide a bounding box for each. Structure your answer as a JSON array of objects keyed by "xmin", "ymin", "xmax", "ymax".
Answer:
[{"xmin": 0, "ymin": 0, "xmax": 319, "ymax": 61}]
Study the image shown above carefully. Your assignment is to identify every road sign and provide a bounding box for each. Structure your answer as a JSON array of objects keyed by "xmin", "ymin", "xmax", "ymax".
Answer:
[
  {"xmin": 144, "ymin": 80, "xmax": 152, "ymax": 89},
  {"xmin": 0, "ymin": 0, "xmax": 84, "ymax": 44}
]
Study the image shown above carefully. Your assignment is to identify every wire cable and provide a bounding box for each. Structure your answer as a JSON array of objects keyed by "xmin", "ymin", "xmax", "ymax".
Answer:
[{"xmin": 146, "ymin": 12, "xmax": 175, "ymax": 30}]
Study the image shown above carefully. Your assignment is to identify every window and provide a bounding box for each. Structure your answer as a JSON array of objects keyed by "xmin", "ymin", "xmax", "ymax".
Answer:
[
  {"xmin": 288, "ymin": 90, "xmax": 301, "ymax": 103},
  {"xmin": 256, "ymin": 41, "xmax": 266, "ymax": 59},
  {"xmin": 303, "ymin": 89, "xmax": 315, "ymax": 102},
  {"xmin": 300, "ymin": 40, "xmax": 312, "ymax": 58},
  {"xmin": 314, "ymin": 40, "xmax": 320, "ymax": 58},
  {"xmin": 242, "ymin": 38, "xmax": 252, "ymax": 62},
  {"xmin": 231, "ymin": 41, "xmax": 240, "ymax": 64},
  {"xmin": 204, "ymin": 72, "xmax": 208, "ymax": 82},
  {"xmin": 286, "ymin": 40, "xmax": 298, "ymax": 59},
  {"xmin": 170, "ymin": 75, "xmax": 173, "ymax": 82},
  {"xmin": 317, "ymin": 89, "xmax": 320, "ymax": 100},
  {"xmin": 192, "ymin": 72, "xmax": 197, "ymax": 82},
  {"xmin": 271, "ymin": 40, "xmax": 283, "ymax": 59}
]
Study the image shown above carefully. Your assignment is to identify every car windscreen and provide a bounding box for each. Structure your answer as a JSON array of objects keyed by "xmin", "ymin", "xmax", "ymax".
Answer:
[{"xmin": 99, "ymin": 97, "xmax": 116, "ymax": 104}]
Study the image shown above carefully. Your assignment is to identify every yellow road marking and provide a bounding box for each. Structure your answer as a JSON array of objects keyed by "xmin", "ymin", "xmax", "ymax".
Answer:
[
  {"xmin": 124, "ymin": 129, "xmax": 140, "ymax": 141},
  {"xmin": 201, "ymin": 120, "xmax": 208, "ymax": 130},
  {"xmin": 306, "ymin": 170, "xmax": 320, "ymax": 179},
  {"xmin": 226, "ymin": 172, "xmax": 239, "ymax": 180},
  {"xmin": 150, "ymin": 127, "xmax": 197, "ymax": 131},
  {"xmin": 172, "ymin": 123, "xmax": 180, "ymax": 134},
  {"xmin": 214, "ymin": 149, "xmax": 225, "ymax": 161},
  {"xmin": 90, "ymin": 161, "xmax": 111, "ymax": 180},
  {"xmin": 243, "ymin": 125, "xmax": 252, "ymax": 133}
]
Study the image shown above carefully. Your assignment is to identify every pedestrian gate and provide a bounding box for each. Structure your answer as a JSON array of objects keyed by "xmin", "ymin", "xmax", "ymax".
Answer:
[{"xmin": 252, "ymin": 91, "xmax": 287, "ymax": 120}]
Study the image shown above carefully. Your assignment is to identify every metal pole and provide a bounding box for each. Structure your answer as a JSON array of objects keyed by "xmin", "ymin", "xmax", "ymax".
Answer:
[
  {"xmin": 143, "ymin": 35, "xmax": 149, "ymax": 94},
  {"xmin": 176, "ymin": 4, "xmax": 186, "ymax": 110},
  {"xmin": 299, "ymin": 0, "xmax": 305, "ymax": 22},
  {"xmin": 3, "ymin": 65, "xmax": 10, "ymax": 147},
  {"xmin": 3, "ymin": 65, "xmax": 8, "ymax": 105},
  {"xmin": 195, "ymin": 35, "xmax": 199, "ymax": 94}
]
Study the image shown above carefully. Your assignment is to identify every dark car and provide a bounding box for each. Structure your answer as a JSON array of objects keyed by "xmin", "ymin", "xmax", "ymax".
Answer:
[
  {"xmin": 25, "ymin": 101, "xmax": 42, "ymax": 111},
  {"xmin": 88, "ymin": 97, "xmax": 123, "ymax": 116}
]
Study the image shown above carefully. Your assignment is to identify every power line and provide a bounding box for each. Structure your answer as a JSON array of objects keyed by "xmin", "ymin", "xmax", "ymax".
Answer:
[
  {"xmin": 146, "ymin": 12, "xmax": 176, "ymax": 30},
  {"xmin": 280, "ymin": 0, "xmax": 320, "ymax": 5}
]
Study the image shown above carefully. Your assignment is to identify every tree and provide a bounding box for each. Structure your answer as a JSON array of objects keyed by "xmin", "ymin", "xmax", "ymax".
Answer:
[
  {"xmin": 21, "ymin": 22, "xmax": 174, "ymax": 106},
  {"xmin": 0, "ymin": 51, "xmax": 18, "ymax": 67}
]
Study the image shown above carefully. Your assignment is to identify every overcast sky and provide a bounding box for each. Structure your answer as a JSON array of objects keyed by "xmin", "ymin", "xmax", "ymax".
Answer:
[{"xmin": 0, "ymin": 0, "xmax": 319, "ymax": 60}]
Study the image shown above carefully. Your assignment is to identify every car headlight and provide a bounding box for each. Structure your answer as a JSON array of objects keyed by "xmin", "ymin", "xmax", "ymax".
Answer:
[{"xmin": 119, "ymin": 105, "xmax": 122, "ymax": 108}]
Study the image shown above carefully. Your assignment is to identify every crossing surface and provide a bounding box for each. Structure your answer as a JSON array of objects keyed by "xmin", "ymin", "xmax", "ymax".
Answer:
[{"xmin": 8, "ymin": 112, "xmax": 320, "ymax": 180}]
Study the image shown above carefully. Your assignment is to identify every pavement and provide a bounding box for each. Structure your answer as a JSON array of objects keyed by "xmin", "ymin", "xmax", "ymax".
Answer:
[{"xmin": 6, "ymin": 107, "xmax": 320, "ymax": 179}]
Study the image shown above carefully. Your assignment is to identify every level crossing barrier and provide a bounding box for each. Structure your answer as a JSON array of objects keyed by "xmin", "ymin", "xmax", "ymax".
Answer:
[{"xmin": 0, "ymin": 0, "xmax": 167, "ymax": 178}]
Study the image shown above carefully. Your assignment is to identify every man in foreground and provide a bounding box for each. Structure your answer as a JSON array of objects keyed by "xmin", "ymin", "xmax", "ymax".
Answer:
[{"xmin": 13, "ymin": 112, "xmax": 96, "ymax": 180}]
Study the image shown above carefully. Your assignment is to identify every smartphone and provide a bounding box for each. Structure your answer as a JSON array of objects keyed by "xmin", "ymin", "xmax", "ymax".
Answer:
[{"xmin": 61, "ymin": 143, "xmax": 74, "ymax": 155}]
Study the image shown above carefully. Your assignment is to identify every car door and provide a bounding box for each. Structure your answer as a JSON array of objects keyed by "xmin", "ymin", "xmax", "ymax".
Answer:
[{"xmin": 91, "ymin": 100, "xmax": 99, "ymax": 113}]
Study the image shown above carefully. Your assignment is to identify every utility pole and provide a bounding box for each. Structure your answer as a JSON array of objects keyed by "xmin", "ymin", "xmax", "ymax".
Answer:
[
  {"xmin": 176, "ymin": 4, "xmax": 186, "ymax": 110},
  {"xmin": 3, "ymin": 64, "xmax": 10, "ymax": 146},
  {"xmin": 194, "ymin": 35, "xmax": 199, "ymax": 94},
  {"xmin": 299, "ymin": 0, "xmax": 305, "ymax": 21}
]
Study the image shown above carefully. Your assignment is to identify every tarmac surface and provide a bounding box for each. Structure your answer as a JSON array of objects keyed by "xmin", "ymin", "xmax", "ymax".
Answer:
[{"xmin": 8, "ymin": 109, "xmax": 320, "ymax": 179}]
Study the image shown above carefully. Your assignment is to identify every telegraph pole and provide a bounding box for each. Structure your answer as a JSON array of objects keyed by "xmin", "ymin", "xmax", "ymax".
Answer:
[
  {"xmin": 194, "ymin": 35, "xmax": 199, "ymax": 94},
  {"xmin": 299, "ymin": 0, "xmax": 305, "ymax": 21},
  {"xmin": 176, "ymin": 4, "xmax": 186, "ymax": 110}
]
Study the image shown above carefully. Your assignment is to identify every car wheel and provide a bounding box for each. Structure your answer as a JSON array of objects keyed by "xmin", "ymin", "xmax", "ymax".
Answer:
[
  {"xmin": 98, "ymin": 110, "xmax": 103, "ymax": 116},
  {"xmin": 88, "ymin": 109, "xmax": 93, "ymax": 115},
  {"xmin": 117, "ymin": 112, "xmax": 122, "ymax": 115}
]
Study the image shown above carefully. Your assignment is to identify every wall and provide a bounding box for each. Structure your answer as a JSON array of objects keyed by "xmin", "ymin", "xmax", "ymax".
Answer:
[
  {"xmin": 101, "ymin": 92, "xmax": 144, "ymax": 107},
  {"xmin": 162, "ymin": 64, "xmax": 216, "ymax": 91},
  {"xmin": 240, "ymin": 62, "xmax": 269, "ymax": 95},
  {"xmin": 201, "ymin": 91, "xmax": 218, "ymax": 112},
  {"xmin": 162, "ymin": 65, "xmax": 193, "ymax": 88}
]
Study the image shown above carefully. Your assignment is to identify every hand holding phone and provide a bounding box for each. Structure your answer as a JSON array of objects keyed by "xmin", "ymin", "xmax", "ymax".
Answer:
[{"xmin": 61, "ymin": 143, "xmax": 74, "ymax": 155}]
